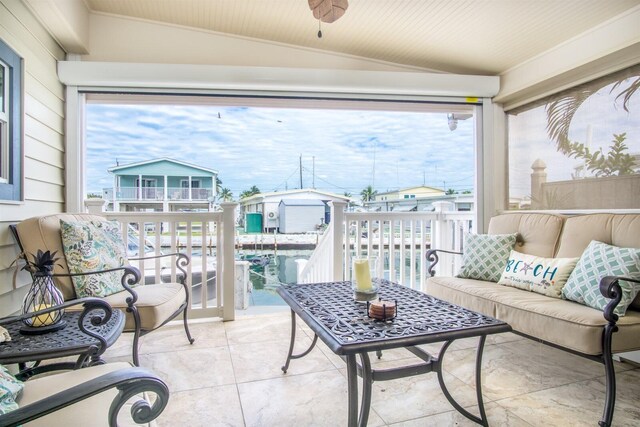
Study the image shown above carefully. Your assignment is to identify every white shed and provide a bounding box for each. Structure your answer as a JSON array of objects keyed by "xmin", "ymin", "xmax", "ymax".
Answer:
[{"xmin": 278, "ymin": 199, "xmax": 326, "ymax": 233}]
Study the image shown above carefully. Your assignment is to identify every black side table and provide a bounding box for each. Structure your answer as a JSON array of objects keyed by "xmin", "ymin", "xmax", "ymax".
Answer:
[{"xmin": 0, "ymin": 298, "xmax": 125, "ymax": 380}]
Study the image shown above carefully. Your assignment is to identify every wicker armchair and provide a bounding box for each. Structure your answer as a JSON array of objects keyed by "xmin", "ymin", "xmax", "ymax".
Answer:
[{"xmin": 10, "ymin": 213, "xmax": 195, "ymax": 366}]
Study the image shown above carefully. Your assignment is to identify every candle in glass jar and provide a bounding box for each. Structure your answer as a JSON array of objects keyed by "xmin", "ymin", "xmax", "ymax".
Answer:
[
  {"xmin": 31, "ymin": 303, "xmax": 54, "ymax": 327},
  {"xmin": 353, "ymin": 259, "xmax": 372, "ymax": 291}
]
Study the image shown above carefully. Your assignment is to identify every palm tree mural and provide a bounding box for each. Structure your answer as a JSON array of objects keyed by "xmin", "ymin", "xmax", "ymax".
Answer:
[
  {"xmin": 219, "ymin": 187, "xmax": 233, "ymax": 201},
  {"xmin": 360, "ymin": 185, "xmax": 377, "ymax": 203},
  {"xmin": 545, "ymin": 65, "xmax": 639, "ymax": 175}
]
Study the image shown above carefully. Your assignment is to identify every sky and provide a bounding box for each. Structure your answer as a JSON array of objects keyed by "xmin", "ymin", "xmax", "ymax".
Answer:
[{"xmin": 85, "ymin": 104, "xmax": 475, "ymax": 199}]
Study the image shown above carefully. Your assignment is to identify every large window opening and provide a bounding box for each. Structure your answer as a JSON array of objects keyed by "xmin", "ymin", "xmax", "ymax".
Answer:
[
  {"xmin": 507, "ymin": 65, "xmax": 640, "ymax": 210},
  {"xmin": 85, "ymin": 94, "xmax": 478, "ymax": 214}
]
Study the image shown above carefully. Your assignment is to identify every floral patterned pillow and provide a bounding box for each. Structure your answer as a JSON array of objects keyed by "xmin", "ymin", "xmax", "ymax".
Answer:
[
  {"xmin": 0, "ymin": 364, "xmax": 23, "ymax": 415},
  {"xmin": 60, "ymin": 219, "xmax": 128, "ymax": 298}
]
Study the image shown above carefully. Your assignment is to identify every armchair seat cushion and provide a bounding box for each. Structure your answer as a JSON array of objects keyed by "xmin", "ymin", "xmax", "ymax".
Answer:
[
  {"xmin": 427, "ymin": 276, "xmax": 640, "ymax": 355},
  {"xmin": 103, "ymin": 283, "xmax": 187, "ymax": 331},
  {"xmin": 19, "ymin": 362, "xmax": 156, "ymax": 427}
]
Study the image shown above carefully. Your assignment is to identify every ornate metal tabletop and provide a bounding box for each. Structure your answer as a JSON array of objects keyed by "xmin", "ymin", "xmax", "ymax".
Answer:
[
  {"xmin": 278, "ymin": 280, "xmax": 510, "ymax": 355},
  {"xmin": 0, "ymin": 308, "xmax": 125, "ymax": 366}
]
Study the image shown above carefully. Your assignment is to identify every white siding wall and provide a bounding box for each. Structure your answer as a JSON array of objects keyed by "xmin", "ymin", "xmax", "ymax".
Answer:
[
  {"xmin": 0, "ymin": 0, "xmax": 66, "ymax": 316},
  {"xmin": 279, "ymin": 205, "xmax": 325, "ymax": 234}
]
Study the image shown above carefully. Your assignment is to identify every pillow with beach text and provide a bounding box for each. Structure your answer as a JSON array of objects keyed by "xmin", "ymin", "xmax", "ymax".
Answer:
[{"xmin": 498, "ymin": 250, "xmax": 578, "ymax": 298}]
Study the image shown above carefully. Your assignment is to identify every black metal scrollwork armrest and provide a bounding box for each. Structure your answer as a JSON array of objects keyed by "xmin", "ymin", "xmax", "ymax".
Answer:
[
  {"xmin": 426, "ymin": 248, "xmax": 464, "ymax": 277},
  {"xmin": 52, "ymin": 266, "xmax": 142, "ymax": 306},
  {"xmin": 0, "ymin": 297, "xmax": 112, "ymax": 327},
  {"xmin": 0, "ymin": 368, "xmax": 169, "ymax": 427},
  {"xmin": 128, "ymin": 252, "xmax": 190, "ymax": 285},
  {"xmin": 600, "ymin": 276, "xmax": 640, "ymax": 324}
]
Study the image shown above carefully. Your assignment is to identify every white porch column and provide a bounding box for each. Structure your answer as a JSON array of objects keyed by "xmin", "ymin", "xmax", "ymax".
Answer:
[
  {"xmin": 330, "ymin": 200, "xmax": 347, "ymax": 281},
  {"xmin": 188, "ymin": 175, "xmax": 192, "ymax": 201},
  {"xmin": 163, "ymin": 175, "xmax": 168, "ymax": 200},
  {"xmin": 84, "ymin": 198, "xmax": 106, "ymax": 214},
  {"xmin": 138, "ymin": 174, "xmax": 142, "ymax": 200},
  {"xmin": 221, "ymin": 202, "xmax": 238, "ymax": 320}
]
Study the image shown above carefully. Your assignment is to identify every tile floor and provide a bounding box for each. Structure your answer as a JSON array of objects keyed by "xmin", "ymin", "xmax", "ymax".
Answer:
[{"xmin": 104, "ymin": 311, "xmax": 640, "ymax": 427}]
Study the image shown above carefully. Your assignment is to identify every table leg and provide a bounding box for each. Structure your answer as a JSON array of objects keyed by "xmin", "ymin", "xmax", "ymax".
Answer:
[
  {"xmin": 436, "ymin": 336, "xmax": 489, "ymax": 426},
  {"xmin": 346, "ymin": 354, "xmax": 359, "ymax": 427},
  {"xmin": 281, "ymin": 309, "xmax": 319, "ymax": 373},
  {"xmin": 358, "ymin": 352, "xmax": 373, "ymax": 427}
]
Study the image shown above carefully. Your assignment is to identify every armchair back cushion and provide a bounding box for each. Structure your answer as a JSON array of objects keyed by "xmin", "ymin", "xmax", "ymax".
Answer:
[{"xmin": 15, "ymin": 214, "xmax": 109, "ymax": 300}]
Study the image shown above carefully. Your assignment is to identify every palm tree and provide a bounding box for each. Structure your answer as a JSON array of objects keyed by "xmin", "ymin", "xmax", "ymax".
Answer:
[
  {"xmin": 360, "ymin": 185, "xmax": 377, "ymax": 203},
  {"xmin": 219, "ymin": 187, "xmax": 233, "ymax": 201},
  {"xmin": 240, "ymin": 185, "xmax": 261, "ymax": 199},
  {"xmin": 545, "ymin": 68, "xmax": 639, "ymax": 156},
  {"xmin": 215, "ymin": 176, "xmax": 223, "ymax": 194},
  {"xmin": 445, "ymin": 188, "xmax": 456, "ymax": 195}
]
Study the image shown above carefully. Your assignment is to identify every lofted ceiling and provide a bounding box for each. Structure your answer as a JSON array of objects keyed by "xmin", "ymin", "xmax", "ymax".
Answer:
[{"xmin": 79, "ymin": 0, "xmax": 640, "ymax": 75}]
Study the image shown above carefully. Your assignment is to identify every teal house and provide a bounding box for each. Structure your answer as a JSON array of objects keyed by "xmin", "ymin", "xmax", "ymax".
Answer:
[{"xmin": 103, "ymin": 158, "xmax": 218, "ymax": 212}]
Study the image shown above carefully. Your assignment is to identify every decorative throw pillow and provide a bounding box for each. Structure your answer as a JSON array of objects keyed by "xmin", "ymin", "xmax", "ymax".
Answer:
[
  {"xmin": 0, "ymin": 365, "xmax": 23, "ymax": 415},
  {"xmin": 457, "ymin": 233, "xmax": 518, "ymax": 282},
  {"xmin": 562, "ymin": 240, "xmax": 640, "ymax": 316},
  {"xmin": 60, "ymin": 219, "xmax": 128, "ymax": 298},
  {"xmin": 498, "ymin": 250, "xmax": 579, "ymax": 298}
]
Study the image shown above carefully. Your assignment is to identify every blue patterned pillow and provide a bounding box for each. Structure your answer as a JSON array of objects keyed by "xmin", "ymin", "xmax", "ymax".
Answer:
[
  {"xmin": 457, "ymin": 233, "xmax": 518, "ymax": 282},
  {"xmin": 0, "ymin": 365, "xmax": 23, "ymax": 415},
  {"xmin": 562, "ymin": 240, "xmax": 640, "ymax": 316},
  {"xmin": 60, "ymin": 219, "xmax": 128, "ymax": 298}
]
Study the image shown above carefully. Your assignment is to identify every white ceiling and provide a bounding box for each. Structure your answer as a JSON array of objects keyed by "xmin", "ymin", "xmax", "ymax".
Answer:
[{"xmin": 79, "ymin": 0, "xmax": 640, "ymax": 75}]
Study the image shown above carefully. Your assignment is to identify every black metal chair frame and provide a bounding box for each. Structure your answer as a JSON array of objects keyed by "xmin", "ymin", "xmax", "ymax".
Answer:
[
  {"xmin": 0, "ymin": 299, "xmax": 170, "ymax": 427},
  {"xmin": 426, "ymin": 248, "xmax": 639, "ymax": 427},
  {"xmin": 10, "ymin": 225, "xmax": 195, "ymax": 366}
]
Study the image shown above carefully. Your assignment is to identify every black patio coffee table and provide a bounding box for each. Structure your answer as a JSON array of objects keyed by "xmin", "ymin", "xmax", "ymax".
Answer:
[{"xmin": 278, "ymin": 279, "xmax": 511, "ymax": 427}]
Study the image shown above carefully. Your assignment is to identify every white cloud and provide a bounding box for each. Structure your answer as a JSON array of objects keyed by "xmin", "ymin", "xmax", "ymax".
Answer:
[{"xmin": 86, "ymin": 104, "xmax": 475, "ymax": 197}]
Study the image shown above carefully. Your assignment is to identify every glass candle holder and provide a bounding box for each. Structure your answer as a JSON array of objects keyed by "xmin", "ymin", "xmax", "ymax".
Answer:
[{"xmin": 352, "ymin": 257, "xmax": 379, "ymax": 302}]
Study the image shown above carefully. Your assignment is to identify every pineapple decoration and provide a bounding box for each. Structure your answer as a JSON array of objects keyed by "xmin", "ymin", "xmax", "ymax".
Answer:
[{"xmin": 20, "ymin": 250, "xmax": 66, "ymax": 334}]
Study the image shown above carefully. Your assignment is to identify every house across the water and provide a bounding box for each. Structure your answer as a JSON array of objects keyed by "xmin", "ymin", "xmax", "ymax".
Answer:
[
  {"xmin": 240, "ymin": 189, "xmax": 350, "ymax": 233},
  {"xmin": 103, "ymin": 158, "xmax": 218, "ymax": 212}
]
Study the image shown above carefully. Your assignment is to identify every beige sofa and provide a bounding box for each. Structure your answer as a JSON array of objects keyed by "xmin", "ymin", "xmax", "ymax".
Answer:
[{"xmin": 426, "ymin": 213, "xmax": 640, "ymax": 427}]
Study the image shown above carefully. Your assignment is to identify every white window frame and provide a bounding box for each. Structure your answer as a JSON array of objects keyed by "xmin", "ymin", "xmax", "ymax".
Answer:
[{"xmin": 0, "ymin": 59, "xmax": 8, "ymax": 184}]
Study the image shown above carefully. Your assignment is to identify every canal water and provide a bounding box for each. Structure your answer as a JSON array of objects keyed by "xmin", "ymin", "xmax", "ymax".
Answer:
[{"xmin": 242, "ymin": 249, "xmax": 312, "ymax": 306}]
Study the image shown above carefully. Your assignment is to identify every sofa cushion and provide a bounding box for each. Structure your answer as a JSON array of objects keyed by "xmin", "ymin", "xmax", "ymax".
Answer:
[
  {"xmin": 488, "ymin": 213, "xmax": 564, "ymax": 258},
  {"xmin": 498, "ymin": 250, "xmax": 578, "ymax": 298},
  {"xmin": 103, "ymin": 283, "xmax": 186, "ymax": 331},
  {"xmin": 562, "ymin": 240, "xmax": 640, "ymax": 316},
  {"xmin": 17, "ymin": 362, "xmax": 156, "ymax": 426},
  {"xmin": 556, "ymin": 213, "xmax": 640, "ymax": 257},
  {"xmin": 60, "ymin": 219, "xmax": 128, "ymax": 298},
  {"xmin": 15, "ymin": 214, "xmax": 110, "ymax": 300},
  {"xmin": 426, "ymin": 276, "xmax": 640, "ymax": 355},
  {"xmin": 457, "ymin": 233, "xmax": 517, "ymax": 282}
]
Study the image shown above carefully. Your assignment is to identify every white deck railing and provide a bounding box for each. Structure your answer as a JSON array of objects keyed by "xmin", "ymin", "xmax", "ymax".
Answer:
[
  {"xmin": 297, "ymin": 201, "xmax": 474, "ymax": 291},
  {"xmin": 85, "ymin": 201, "xmax": 237, "ymax": 321}
]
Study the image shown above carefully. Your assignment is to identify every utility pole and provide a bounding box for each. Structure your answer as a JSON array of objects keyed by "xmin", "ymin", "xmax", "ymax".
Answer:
[
  {"xmin": 312, "ymin": 156, "xmax": 315, "ymax": 189},
  {"xmin": 299, "ymin": 154, "xmax": 303, "ymax": 189}
]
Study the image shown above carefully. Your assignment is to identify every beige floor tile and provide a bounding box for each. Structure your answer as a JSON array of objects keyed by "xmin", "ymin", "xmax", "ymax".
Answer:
[
  {"xmin": 140, "ymin": 347, "xmax": 236, "ymax": 392},
  {"xmin": 157, "ymin": 384, "xmax": 244, "ymax": 427},
  {"xmin": 237, "ymin": 370, "xmax": 386, "ymax": 427},
  {"xmin": 140, "ymin": 320, "xmax": 227, "ymax": 354},
  {"xmin": 443, "ymin": 343, "xmax": 602, "ymax": 401},
  {"xmin": 388, "ymin": 402, "xmax": 533, "ymax": 427},
  {"xmin": 360, "ymin": 358, "xmax": 480, "ymax": 424},
  {"xmin": 103, "ymin": 331, "xmax": 136, "ymax": 359},
  {"xmin": 224, "ymin": 312, "xmax": 299, "ymax": 345},
  {"xmin": 497, "ymin": 377, "xmax": 640, "ymax": 427},
  {"xmin": 229, "ymin": 335, "xmax": 335, "ymax": 383}
]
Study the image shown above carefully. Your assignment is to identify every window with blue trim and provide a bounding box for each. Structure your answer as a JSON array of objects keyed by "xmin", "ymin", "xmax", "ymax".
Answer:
[{"xmin": 0, "ymin": 39, "xmax": 23, "ymax": 202}]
